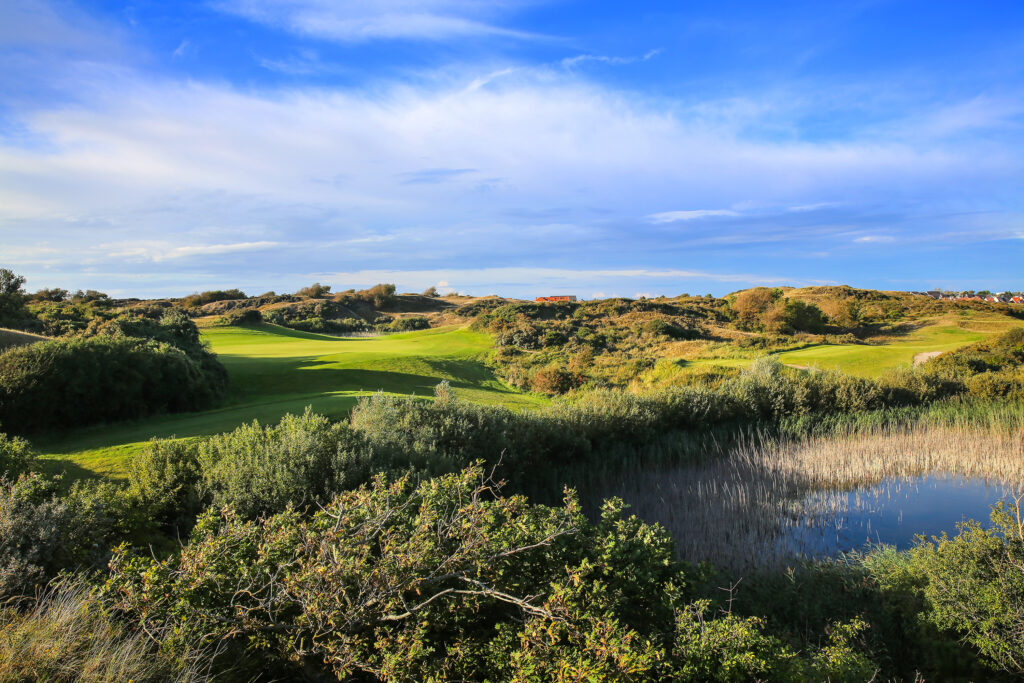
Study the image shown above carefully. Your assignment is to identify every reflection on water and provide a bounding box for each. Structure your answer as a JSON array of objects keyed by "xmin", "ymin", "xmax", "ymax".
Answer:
[
  {"xmin": 785, "ymin": 474, "xmax": 1014, "ymax": 558},
  {"xmin": 597, "ymin": 424, "xmax": 1024, "ymax": 572}
]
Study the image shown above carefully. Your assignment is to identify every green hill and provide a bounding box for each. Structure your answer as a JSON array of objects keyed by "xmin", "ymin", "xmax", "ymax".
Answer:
[{"xmin": 35, "ymin": 323, "xmax": 543, "ymax": 480}]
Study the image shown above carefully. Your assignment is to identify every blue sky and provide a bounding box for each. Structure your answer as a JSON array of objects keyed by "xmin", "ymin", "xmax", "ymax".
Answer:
[{"xmin": 1, "ymin": 0, "xmax": 1023, "ymax": 298}]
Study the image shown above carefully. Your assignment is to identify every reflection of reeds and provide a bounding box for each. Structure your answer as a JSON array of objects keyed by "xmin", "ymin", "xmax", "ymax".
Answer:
[{"xmin": 596, "ymin": 417, "xmax": 1024, "ymax": 573}]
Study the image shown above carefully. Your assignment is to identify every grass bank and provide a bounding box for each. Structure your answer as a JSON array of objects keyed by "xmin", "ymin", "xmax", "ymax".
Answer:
[{"xmin": 34, "ymin": 323, "xmax": 544, "ymax": 479}]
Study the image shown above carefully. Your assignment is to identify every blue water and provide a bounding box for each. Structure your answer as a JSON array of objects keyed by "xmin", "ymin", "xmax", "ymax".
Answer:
[{"xmin": 790, "ymin": 474, "xmax": 1015, "ymax": 558}]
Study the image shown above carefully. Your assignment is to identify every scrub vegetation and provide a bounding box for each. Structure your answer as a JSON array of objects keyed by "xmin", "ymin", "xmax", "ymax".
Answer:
[{"xmin": 3, "ymin": 267, "xmax": 1024, "ymax": 680}]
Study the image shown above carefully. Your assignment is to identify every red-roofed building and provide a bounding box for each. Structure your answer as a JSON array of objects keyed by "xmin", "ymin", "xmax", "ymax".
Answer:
[{"xmin": 534, "ymin": 295, "xmax": 577, "ymax": 303}]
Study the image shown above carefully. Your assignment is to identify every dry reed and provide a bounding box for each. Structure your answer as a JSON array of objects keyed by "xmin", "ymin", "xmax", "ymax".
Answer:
[
  {"xmin": 0, "ymin": 578, "xmax": 209, "ymax": 683},
  {"xmin": 599, "ymin": 416, "xmax": 1024, "ymax": 572}
]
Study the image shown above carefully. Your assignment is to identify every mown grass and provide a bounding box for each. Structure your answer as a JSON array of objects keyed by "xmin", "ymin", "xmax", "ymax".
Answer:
[
  {"xmin": 35, "ymin": 323, "xmax": 545, "ymax": 480},
  {"xmin": 682, "ymin": 315, "xmax": 1023, "ymax": 378}
]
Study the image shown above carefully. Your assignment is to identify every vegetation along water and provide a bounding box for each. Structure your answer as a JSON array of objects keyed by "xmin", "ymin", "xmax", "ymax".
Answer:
[{"xmin": 2, "ymin": 274, "xmax": 1024, "ymax": 680}]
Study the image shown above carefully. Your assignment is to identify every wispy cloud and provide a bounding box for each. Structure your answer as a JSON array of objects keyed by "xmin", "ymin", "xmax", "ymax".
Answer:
[
  {"xmin": 561, "ymin": 48, "xmax": 662, "ymax": 69},
  {"xmin": 106, "ymin": 241, "xmax": 281, "ymax": 262},
  {"xmin": 212, "ymin": 0, "xmax": 543, "ymax": 43},
  {"xmin": 398, "ymin": 167, "xmax": 477, "ymax": 184},
  {"xmin": 172, "ymin": 39, "xmax": 191, "ymax": 59},
  {"xmin": 648, "ymin": 209, "xmax": 740, "ymax": 223}
]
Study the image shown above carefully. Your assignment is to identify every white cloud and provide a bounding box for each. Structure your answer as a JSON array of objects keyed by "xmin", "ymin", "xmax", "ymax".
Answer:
[
  {"xmin": 561, "ymin": 49, "xmax": 662, "ymax": 69},
  {"xmin": 2, "ymin": 57, "xmax": 1022, "ymax": 294},
  {"xmin": 317, "ymin": 267, "xmax": 793, "ymax": 290},
  {"xmin": 105, "ymin": 241, "xmax": 281, "ymax": 262},
  {"xmin": 648, "ymin": 210, "xmax": 740, "ymax": 223},
  {"xmin": 172, "ymin": 40, "xmax": 191, "ymax": 59},
  {"xmin": 212, "ymin": 0, "xmax": 542, "ymax": 42},
  {"xmin": 853, "ymin": 235, "xmax": 895, "ymax": 243}
]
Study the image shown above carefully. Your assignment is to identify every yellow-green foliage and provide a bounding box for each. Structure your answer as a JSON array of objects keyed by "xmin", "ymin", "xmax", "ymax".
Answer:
[{"xmin": 0, "ymin": 578, "xmax": 204, "ymax": 682}]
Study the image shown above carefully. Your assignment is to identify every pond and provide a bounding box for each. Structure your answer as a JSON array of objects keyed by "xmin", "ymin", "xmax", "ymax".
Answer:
[
  {"xmin": 782, "ymin": 474, "xmax": 1016, "ymax": 559},
  {"xmin": 597, "ymin": 425, "xmax": 1024, "ymax": 572}
]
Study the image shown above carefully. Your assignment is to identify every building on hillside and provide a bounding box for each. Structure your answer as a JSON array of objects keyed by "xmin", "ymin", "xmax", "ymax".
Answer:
[{"xmin": 534, "ymin": 295, "xmax": 578, "ymax": 303}]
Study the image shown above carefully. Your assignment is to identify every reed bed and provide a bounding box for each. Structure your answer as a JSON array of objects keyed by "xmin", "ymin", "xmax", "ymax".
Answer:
[
  {"xmin": 597, "ymin": 417, "xmax": 1024, "ymax": 573},
  {"xmin": 0, "ymin": 579, "xmax": 209, "ymax": 683}
]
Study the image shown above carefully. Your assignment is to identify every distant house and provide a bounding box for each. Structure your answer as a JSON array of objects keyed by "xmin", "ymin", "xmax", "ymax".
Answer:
[
  {"xmin": 1012, "ymin": 296, "xmax": 1024, "ymax": 304},
  {"xmin": 925, "ymin": 290, "xmax": 942, "ymax": 299},
  {"xmin": 534, "ymin": 295, "xmax": 577, "ymax": 303}
]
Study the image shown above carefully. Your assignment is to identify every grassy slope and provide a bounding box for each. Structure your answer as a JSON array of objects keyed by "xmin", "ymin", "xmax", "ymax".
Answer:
[
  {"xmin": 35, "ymin": 323, "xmax": 544, "ymax": 480},
  {"xmin": 686, "ymin": 314, "xmax": 1023, "ymax": 377},
  {"xmin": 0, "ymin": 327, "xmax": 47, "ymax": 351}
]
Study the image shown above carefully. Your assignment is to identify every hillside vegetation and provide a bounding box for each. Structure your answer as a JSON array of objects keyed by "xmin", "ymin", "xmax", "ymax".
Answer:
[{"xmin": 5, "ymin": 271, "xmax": 1024, "ymax": 681}]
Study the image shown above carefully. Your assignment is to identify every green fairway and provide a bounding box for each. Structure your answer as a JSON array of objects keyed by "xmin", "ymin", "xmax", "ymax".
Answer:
[
  {"xmin": 773, "ymin": 323, "xmax": 996, "ymax": 376},
  {"xmin": 683, "ymin": 317, "xmax": 1024, "ymax": 378},
  {"xmin": 35, "ymin": 323, "xmax": 545, "ymax": 480}
]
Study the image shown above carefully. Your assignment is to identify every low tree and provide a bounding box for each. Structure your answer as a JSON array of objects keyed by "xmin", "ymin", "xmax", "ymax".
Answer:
[
  {"xmin": 0, "ymin": 269, "xmax": 28, "ymax": 327},
  {"xmin": 295, "ymin": 283, "xmax": 331, "ymax": 298}
]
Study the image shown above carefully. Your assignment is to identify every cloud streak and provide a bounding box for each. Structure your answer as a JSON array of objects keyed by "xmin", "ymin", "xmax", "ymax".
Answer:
[
  {"xmin": 648, "ymin": 209, "xmax": 740, "ymax": 223},
  {"xmin": 212, "ymin": 0, "xmax": 543, "ymax": 42}
]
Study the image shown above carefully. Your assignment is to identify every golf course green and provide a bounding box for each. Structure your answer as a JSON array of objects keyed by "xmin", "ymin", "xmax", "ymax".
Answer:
[{"xmin": 36, "ymin": 323, "xmax": 544, "ymax": 480}]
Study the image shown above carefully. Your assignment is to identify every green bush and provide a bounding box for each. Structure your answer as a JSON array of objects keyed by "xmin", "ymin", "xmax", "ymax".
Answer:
[
  {"xmin": 195, "ymin": 409, "xmax": 379, "ymax": 518},
  {"xmin": 0, "ymin": 334, "xmax": 226, "ymax": 434},
  {"xmin": 214, "ymin": 308, "xmax": 262, "ymax": 326},
  {"xmin": 106, "ymin": 464, "xmax": 872, "ymax": 680},
  {"xmin": 903, "ymin": 502, "xmax": 1024, "ymax": 674},
  {"xmin": 182, "ymin": 289, "xmax": 247, "ymax": 308},
  {"xmin": 386, "ymin": 316, "xmax": 429, "ymax": 332},
  {"xmin": 126, "ymin": 439, "xmax": 203, "ymax": 535},
  {"xmin": 0, "ymin": 433, "xmax": 34, "ymax": 479},
  {"xmin": 0, "ymin": 474, "xmax": 125, "ymax": 597}
]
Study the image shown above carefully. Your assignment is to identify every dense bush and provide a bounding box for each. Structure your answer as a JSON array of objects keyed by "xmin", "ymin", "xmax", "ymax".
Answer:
[
  {"xmin": 294, "ymin": 282, "xmax": 331, "ymax": 298},
  {"xmin": 0, "ymin": 474, "xmax": 125, "ymax": 598},
  {"xmin": 530, "ymin": 365, "xmax": 583, "ymax": 394},
  {"xmin": 215, "ymin": 308, "xmax": 262, "ymax": 326},
  {"xmin": 0, "ymin": 578, "xmax": 207, "ymax": 682},
  {"xmin": 386, "ymin": 315, "xmax": 429, "ymax": 332},
  {"xmin": 196, "ymin": 410, "xmax": 380, "ymax": 518},
  {"xmin": 902, "ymin": 502, "xmax": 1024, "ymax": 674},
  {"xmin": 105, "ymin": 464, "xmax": 872, "ymax": 680},
  {"xmin": 0, "ymin": 268, "xmax": 31, "ymax": 329},
  {"xmin": 728, "ymin": 288, "xmax": 828, "ymax": 333},
  {"xmin": 0, "ymin": 334, "xmax": 226, "ymax": 434},
  {"xmin": 182, "ymin": 289, "xmax": 247, "ymax": 308},
  {"xmin": 0, "ymin": 433, "xmax": 35, "ymax": 479},
  {"xmin": 126, "ymin": 439, "xmax": 204, "ymax": 535}
]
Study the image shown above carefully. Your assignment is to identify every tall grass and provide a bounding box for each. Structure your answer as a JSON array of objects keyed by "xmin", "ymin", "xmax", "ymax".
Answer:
[
  {"xmin": 595, "ymin": 416, "xmax": 1024, "ymax": 572},
  {"xmin": 0, "ymin": 578, "xmax": 209, "ymax": 683}
]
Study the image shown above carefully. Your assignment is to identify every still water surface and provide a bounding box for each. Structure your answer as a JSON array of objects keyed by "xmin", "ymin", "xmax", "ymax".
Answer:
[{"xmin": 788, "ymin": 474, "xmax": 1015, "ymax": 558}]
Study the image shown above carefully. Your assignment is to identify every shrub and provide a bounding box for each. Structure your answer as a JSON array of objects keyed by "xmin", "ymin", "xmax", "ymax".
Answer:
[
  {"xmin": 0, "ymin": 433, "xmax": 34, "ymax": 479},
  {"xmin": 182, "ymin": 289, "xmax": 246, "ymax": 308},
  {"xmin": 195, "ymin": 409, "xmax": 378, "ymax": 518},
  {"xmin": 530, "ymin": 366, "xmax": 582, "ymax": 395},
  {"xmin": 386, "ymin": 316, "xmax": 429, "ymax": 332},
  {"xmin": 105, "ymin": 465, "xmax": 876, "ymax": 680},
  {"xmin": 0, "ymin": 474, "xmax": 124, "ymax": 597},
  {"xmin": 905, "ymin": 502, "xmax": 1024, "ymax": 674},
  {"xmin": 295, "ymin": 283, "xmax": 331, "ymax": 298},
  {"xmin": 351, "ymin": 283, "xmax": 396, "ymax": 308},
  {"xmin": 0, "ymin": 268, "xmax": 28, "ymax": 328},
  {"xmin": 0, "ymin": 335, "xmax": 226, "ymax": 434},
  {"xmin": 126, "ymin": 439, "xmax": 203, "ymax": 535},
  {"xmin": 0, "ymin": 577, "xmax": 208, "ymax": 682},
  {"xmin": 214, "ymin": 308, "xmax": 262, "ymax": 326}
]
